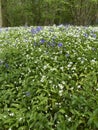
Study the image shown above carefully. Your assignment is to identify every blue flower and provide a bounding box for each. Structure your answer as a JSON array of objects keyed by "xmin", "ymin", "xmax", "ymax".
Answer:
[
  {"xmin": 26, "ymin": 91, "xmax": 30, "ymax": 97},
  {"xmin": 65, "ymin": 53, "xmax": 70, "ymax": 58},
  {"xmin": 52, "ymin": 36, "xmax": 57, "ymax": 40},
  {"xmin": 31, "ymin": 27, "xmax": 42, "ymax": 35},
  {"xmin": 51, "ymin": 43, "xmax": 56, "ymax": 47},
  {"xmin": 58, "ymin": 24, "xmax": 64, "ymax": 28},
  {"xmin": 31, "ymin": 28, "xmax": 37, "ymax": 34},
  {"xmin": 34, "ymin": 42, "xmax": 37, "ymax": 46},
  {"xmin": 84, "ymin": 33, "xmax": 88, "ymax": 38},
  {"xmin": 92, "ymin": 47, "xmax": 96, "ymax": 51},
  {"xmin": 92, "ymin": 34, "xmax": 96, "ymax": 38},
  {"xmin": 5, "ymin": 63, "xmax": 9, "ymax": 68},
  {"xmin": 40, "ymin": 39, "xmax": 45, "ymax": 44},
  {"xmin": 5, "ymin": 28, "xmax": 8, "ymax": 31},
  {"xmin": 36, "ymin": 26, "xmax": 42, "ymax": 32},
  {"xmin": 58, "ymin": 43, "xmax": 63, "ymax": 47}
]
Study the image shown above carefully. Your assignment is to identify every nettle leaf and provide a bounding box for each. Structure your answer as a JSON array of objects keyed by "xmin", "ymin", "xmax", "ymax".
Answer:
[
  {"xmin": 59, "ymin": 109, "xmax": 65, "ymax": 114},
  {"xmin": 11, "ymin": 103, "xmax": 20, "ymax": 109}
]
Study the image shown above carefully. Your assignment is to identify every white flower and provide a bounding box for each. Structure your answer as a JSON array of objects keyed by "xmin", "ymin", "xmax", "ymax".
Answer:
[
  {"xmin": 43, "ymin": 64, "xmax": 49, "ymax": 70},
  {"xmin": 96, "ymin": 88, "xmax": 98, "ymax": 91},
  {"xmin": 39, "ymin": 48, "xmax": 42, "ymax": 52},
  {"xmin": 70, "ymin": 87, "xmax": 74, "ymax": 90},
  {"xmin": 91, "ymin": 59, "xmax": 96, "ymax": 63},
  {"xmin": 68, "ymin": 117, "xmax": 71, "ymax": 122},
  {"xmin": 65, "ymin": 115, "xmax": 68, "ymax": 118},
  {"xmin": 59, "ymin": 90, "xmax": 63, "ymax": 96},
  {"xmin": 43, "ymin": 65, "xmax": 47, "ymax": 69},
  {"xmin": 54, "ymin": 56, "xmax": 57, "ymax": 61},
  {"xmin": 49, "ymin": 80, "xmax": 52, "ymax": 83},
  {"xmin": 50, "ymin": 68, "xmax": 57, "ymax": 71},
  {"xmin": 60, "ymin": 66, "xmax": 64, "ymax": 71},
  {"xmin": 68, "ymin": 62, "xmax": 73, "ymax": 68},
  {"xmin": 8, "ymin": 128, "xmax": 12, "ymax": 130},
  {"xmin": 40, "ymin": 75, "xmax": 46, "ymax": 82},
  {"xmin": 58, "ymin": 84, "xmax": 64, "ymax": 89},
  {"xmin": 3, "ymin": 115, "xmax": 7, "ymax": 118},
  {"xmin": 62, "ymin": 81, "xmax": 65, "ymax": 84},
  {"xmin": 77, "ymin": 85, "xmax": 81, "ymax": 89},
  {"xmin": 9, "ymin": 113, "xmax": 14, "ymax": 116},
  {"xmin": 72, "ymin": 67, "xmax": 76, "ymax": 70},
  {"xmin": 68, "ymin": 64, "xmax": 71, "ymax": 68},
  {"xmin": 19, "ymin": 117, "xmax": 22, "ymax": 121}
]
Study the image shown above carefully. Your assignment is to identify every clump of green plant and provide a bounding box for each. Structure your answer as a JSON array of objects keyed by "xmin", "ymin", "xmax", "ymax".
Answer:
[{"xmin": 0, "ymin": 26, "xmax": 98, "ymax": 130}]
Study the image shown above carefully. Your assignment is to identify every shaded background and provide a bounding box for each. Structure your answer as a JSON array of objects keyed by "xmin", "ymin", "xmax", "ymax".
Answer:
[{"xmin": 0, "ymin": 0, "xmax": 98, "ymax": 27}]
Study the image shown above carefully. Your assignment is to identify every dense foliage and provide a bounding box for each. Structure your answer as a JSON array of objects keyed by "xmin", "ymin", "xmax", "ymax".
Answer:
[
  {"xmin": 0, "ymin": 25, "xmax": 98, "ymax": 129},
  {"xmin": 1, "ymin": 0, "xmax": 98, "ymax": 26}
]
